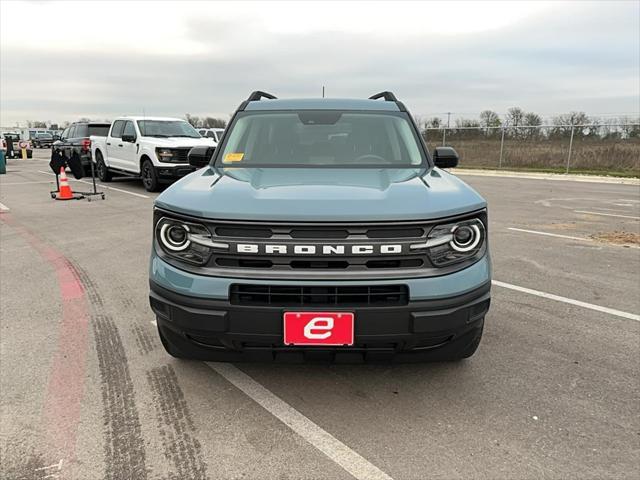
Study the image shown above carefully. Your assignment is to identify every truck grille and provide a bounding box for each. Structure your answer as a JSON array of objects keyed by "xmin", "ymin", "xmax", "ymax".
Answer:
[
  {"xmin": 174, "ymin": 148, "xmax": 191, "ymax": 163},
  {"xmin": 230, "ymin": 284, "xmax": 408, "ymax": 307},
  {"xmin": 204, "ymin": 220, "xmax": 433, "ymax": 275}
]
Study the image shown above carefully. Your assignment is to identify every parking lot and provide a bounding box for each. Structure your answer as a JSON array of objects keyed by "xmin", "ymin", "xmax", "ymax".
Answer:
[{"xmin": 1, "ymin": 149, "xmax": 639, "ymax": 479}]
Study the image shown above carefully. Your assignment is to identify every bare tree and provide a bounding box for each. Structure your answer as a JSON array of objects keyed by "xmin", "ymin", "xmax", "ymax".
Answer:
[
  {"xmin": 506, "ymin": 107, "xmax": 525, "ymax": 128},
  {"xmin": 425, "ymin": 117, "xmax": 442, "ymax": 129},
  {"xmin": 479, "ymin": 110, "xmax": 501, "ymax": 128},
  {"xmin": 185, "ymin": 114, "xmax": 226, "ymax": 128},
  {"xmin": 455, "ymin": 118, "xmax": 481, "ymax": 128},
  {"xmin": 185, "ymin": 113, "xmax": 201, "ymax": 127},
  {"xmin": 203, "ymin": 117, "xmax": 227, "ymax": 128},
  {"xmin": 520, "ymin": 112, "xmax": 542, "ymax": 139},
  {"xmin": 551, "ymin": 111, "xmax": 591, "ymax": 137},
  {"xmin": 479, "ymin": 110, "xmax": 501, "ymax": 137},
  {"xmin": 523, "ymin": 112, "xmax": 542, "ymax": 127}
]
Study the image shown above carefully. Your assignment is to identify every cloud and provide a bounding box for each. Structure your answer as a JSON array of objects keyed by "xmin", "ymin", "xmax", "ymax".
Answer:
[{"xmin": 1, "ymin": 0, "xmax": 638, "ymax": 126}]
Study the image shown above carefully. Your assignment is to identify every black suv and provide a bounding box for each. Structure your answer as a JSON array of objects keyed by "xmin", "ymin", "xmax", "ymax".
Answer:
[
  {"xmin": 33, "ymin": 133, "xmax": 54, "ymax": 148},
  {"xmin": 54, "ymin": 121, "xmax": 110, "ymax": 175}
]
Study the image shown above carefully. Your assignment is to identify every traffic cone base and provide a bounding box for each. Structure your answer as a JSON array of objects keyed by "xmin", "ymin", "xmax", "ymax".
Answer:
[{"xmin": 55, "ymin": 167, "xmax": 83, "ymax": 200}]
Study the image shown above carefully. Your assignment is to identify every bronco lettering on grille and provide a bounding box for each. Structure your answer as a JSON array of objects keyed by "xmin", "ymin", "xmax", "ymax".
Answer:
[{"xmin": 235, "ymin": 243, "xmax": 404, "ymax": 255}]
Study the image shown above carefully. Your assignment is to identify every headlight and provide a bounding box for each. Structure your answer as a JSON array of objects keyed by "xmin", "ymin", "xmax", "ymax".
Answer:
[
  {"xmin": 159, "ymin": 223, "xmax": 191, "ymax": 251},
  {"xmin": 412, "ymin": 217, "xmax": 486, "ymax": 267},
  {"xmin": 156, "ymin": 217, "xmax": 228, "ymax": 264},
  {"xmin": 156, "ymin": 148, "xmax": 179, "ymax": 163}
]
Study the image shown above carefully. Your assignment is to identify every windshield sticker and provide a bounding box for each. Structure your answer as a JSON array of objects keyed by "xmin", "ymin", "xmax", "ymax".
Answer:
[{"xmin": 223, "ymin": 152, "xmax": 244, "ymax": 163}]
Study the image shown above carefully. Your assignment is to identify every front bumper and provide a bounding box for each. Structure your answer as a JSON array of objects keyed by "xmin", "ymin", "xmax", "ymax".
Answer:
[
  {"xmin": 149, "ymin": 273, "xmax": 491, "ymax": 362},
  {"xmin": 156, "ymin": 165, "xmax": 196, "ymax": 180}
]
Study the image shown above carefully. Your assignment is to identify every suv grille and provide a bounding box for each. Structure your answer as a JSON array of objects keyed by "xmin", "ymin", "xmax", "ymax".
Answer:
[
  {"xmin": 230, "ymin": 284, "xmax": 409, "ymax": 307},
  {"xmin": 205, "ymin": 221, "xmax": 433, "ymax": 274}
]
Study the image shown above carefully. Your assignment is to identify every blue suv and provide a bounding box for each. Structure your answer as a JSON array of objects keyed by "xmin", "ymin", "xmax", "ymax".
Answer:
[{"xmin": 149, "ymin": 91, "xmax": 491, "ymax": 362}]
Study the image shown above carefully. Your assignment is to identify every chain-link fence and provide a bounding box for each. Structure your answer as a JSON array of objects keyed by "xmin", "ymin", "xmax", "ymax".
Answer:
[{"xmin": 423, "ymin": 124, "xmax": 640, "ymax": 176}]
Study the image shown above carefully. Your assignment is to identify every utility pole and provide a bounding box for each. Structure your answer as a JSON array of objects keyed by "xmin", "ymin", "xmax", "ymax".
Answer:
[
  {"xmin": 447, "ymin": 112, "xmax": 451, "ymax": 129},
  {"xmin": 322, "ymin": 86, "xmax": 325, "ymax": 98}
]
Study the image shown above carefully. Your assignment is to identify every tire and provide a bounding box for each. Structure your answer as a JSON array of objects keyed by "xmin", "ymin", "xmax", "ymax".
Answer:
[
  {"xmin": 141, "ymin": 158, "xmax": 159, "ymax": 192},
  {"xmin": 95, "ymin": 151, "xmax": 112, "ymax": 182},
  {"xmin": 27, "ymin": 151, "xmax": 33, "ymax": 159}
]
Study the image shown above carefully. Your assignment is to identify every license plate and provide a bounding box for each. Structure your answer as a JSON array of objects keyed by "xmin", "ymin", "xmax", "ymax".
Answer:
[{"xmin": 283, "ymin": 312, "xmax": 354, "ymax": 346}]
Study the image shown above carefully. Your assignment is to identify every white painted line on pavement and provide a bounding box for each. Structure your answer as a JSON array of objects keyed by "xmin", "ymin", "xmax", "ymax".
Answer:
[
  {"xmin": 574, "ymin": 210, "xmax": 640, "ymax": 220},
  {"xmin": 37, "ymin": 170, "xmax": 150, "ymax": 199},
  {"xmin": 0, "ymin": 180, "xmax": 53, "ymax": 185},
  {"xmin": 508, "ymin": 227, "xmax": 591, "ymax": 242},
  {"xmin": 207, "ymin": 362, "xmax": 394, "ymax": 480},
  {"xmin": 591, "ymin": 207, "xmax": 637, "ymax": 213},
  {"xmin": 0, "ymin": 201, "xmax": 10, "ymax": 212},
  {"xmin": 492, "ymin": 280, "xmax": 640, "ymax": 322}
]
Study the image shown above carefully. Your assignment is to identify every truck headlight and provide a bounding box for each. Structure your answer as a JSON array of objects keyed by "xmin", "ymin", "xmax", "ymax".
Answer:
[
  {"xmin": 156, "ymin": 148, "xmax": 178, "ymax": 163},
  {"xmin": 412, "ymin": 218, "xmax": 486, "ymax": 267},
  {"xmin": 156, "ymin": 217, "xmax": 227, "ymax": 264}
]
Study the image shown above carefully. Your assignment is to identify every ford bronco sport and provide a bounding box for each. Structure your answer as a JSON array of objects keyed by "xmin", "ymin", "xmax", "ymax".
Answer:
[{"xmin": 149, "ymin": 91, "xmax": 491, "ymax": 362}]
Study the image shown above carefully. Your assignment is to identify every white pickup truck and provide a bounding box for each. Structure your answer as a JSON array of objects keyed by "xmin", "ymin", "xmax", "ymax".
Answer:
[{"xmin": 90, "ymin": 116, "xmax": 216, "ymax": 191}]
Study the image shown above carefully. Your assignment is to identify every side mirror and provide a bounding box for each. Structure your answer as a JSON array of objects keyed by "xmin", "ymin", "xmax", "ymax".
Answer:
[
  {"xmin": 121, "ymin": 134, "xmax": 136, "ymax": 143},
  {"xmin": 432, "ymin": 146, "xmax": 459, "ymax": 168},
  {"xmin": 188, "ymin": 145, "xmax": 215, "ymax": 168}
]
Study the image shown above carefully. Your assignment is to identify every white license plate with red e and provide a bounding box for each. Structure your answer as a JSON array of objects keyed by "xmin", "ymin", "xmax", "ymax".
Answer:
[{"xmin": 283, "ymin": 312, "xmax": 354, "ymax": 346}]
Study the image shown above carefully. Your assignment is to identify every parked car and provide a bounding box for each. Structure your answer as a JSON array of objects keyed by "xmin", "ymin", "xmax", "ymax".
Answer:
[
  {"xmin": 1, "ymin": 132, "xmax": 32, "ymax": 158},
  {"xmin": 32, "ymin": 133, "xmax": 54, "ymax": 148},
  {"xmin": 53, "ymin": 122, "xmax": 111, "ymax": 175},
  {"xmin": 91, "ymin": 116, "xmax": 217, "ymax": 191},
  {"xmin": 149, "ymin": 91, "xmax": 491, "ymax": 363},
  {"xmin": 197, "ymin": 128, "xmax": 224, "ymax": 142}
]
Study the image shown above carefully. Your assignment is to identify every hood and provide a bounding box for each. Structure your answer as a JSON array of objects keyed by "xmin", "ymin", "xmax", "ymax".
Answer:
[
  {"xmin": 145, "ymin": 137, "xmax": 216, "ymax": 148},
  {"xmin": 155, "ymin": 167, "xmax": 486, "ymax": 222}
]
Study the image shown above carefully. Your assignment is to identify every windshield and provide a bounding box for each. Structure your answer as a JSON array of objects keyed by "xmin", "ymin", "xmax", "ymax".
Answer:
[
  {"xmin": 216, "ymin": 111, "xmax": 425, "ymax": 167},
  {"xmin": 37, "ymin": 134, "xmax": 52, "ymax": 139},
  {"xmin": 137, "ymin": 120, "xmax": 200, "ymax": 138}
]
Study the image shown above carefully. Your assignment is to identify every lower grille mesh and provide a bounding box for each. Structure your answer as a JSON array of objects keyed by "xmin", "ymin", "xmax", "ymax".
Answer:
[{"xmin": 230, "ymin": 284, "xmax": 409, "ymax": 307}]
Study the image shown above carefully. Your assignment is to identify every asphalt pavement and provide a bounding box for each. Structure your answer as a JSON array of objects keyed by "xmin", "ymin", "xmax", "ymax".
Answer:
[{"xmin": 1, "ymin": 150, "xmax": 638, "ymax": 479}]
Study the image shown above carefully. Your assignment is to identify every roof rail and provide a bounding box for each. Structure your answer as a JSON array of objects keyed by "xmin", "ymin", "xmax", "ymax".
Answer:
[
  {"xmin": 369, "ymin": 91, "xmax": 398, "ymax": 102},
  {"xmin": 247, "ymin": 91, "xmax": 277, "ymax": 102}
]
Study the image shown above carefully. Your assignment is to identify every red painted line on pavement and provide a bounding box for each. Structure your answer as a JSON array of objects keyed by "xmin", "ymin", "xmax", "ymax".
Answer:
[{"xmin": 1, "ymin": 213, "xmax": 89, "ymax": 466}]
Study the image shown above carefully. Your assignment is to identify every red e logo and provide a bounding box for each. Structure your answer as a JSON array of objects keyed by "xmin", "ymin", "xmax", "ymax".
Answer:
[{"xmin": 303, "ymin": 317, "xmax": 334, "ymax": 339}]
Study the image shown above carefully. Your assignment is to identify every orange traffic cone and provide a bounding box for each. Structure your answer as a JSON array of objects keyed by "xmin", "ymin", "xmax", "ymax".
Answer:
[{"xmin": 55, "ymin": 167, "xmax": 79, "ymax": 200}]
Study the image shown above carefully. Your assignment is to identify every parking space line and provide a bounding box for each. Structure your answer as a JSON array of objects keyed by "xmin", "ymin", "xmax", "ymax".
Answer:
[
  {"xmin": 591, "ymin": 207, "xmax": 637, "ymax": 213},
  {"xmin": 0, "ymin": 202, "xmax": 10, "ymax": 212},
  {"xmin": 207, "ymin": 362, "xmax": 394, "ymax": 480},
  {"xmin": 507, "ymin": 227, "xmax": 591, "ymax": 242},
  {"xmin": 492, "ymin": 280, "xmax": 640, "ymax": 321},
  {"xmin": 0, "ymin": 180, "xmax": 54, "ymax": 185},
  {"xmin": 574, "ymin": 210, "xmax": 640, "ymax": 220},
  {"xmin": 37, "ymin": 171, "xmax": 150, "ymax": 199}
]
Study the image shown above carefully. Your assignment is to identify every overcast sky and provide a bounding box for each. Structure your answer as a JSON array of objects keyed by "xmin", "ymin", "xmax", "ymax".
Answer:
[{"xmin": 1, "ymin": 0, "xmax": 638, "ymax": 126}]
